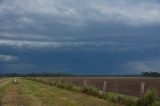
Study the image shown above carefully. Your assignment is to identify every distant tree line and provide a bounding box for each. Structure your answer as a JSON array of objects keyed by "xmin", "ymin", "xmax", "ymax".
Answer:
[
  {"xmin": 0, "ymin": 72, "xmax": 75, "ymax": 77},
  {"xmin": 0, "ymin": 72, "xmax": 159, "ymax": 77},
  {"xmin": 142, "ymin": 72, "xmax": 160, "ymax": 77},
  {"xmin": 0, "ymin": 72, "xmax": 141, "ymax": 77}
]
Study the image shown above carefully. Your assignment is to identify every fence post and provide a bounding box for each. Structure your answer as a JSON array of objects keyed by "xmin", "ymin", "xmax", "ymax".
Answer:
[
  {"xmin": 53, "ymin": 81, "xmax": 55, "ymax": 85},
  {"xmin": 83, "ymin": 80, "xmax": 87, "ymax": 87},
  {"xmin": 14, "ymin": 78, "xmax": 17, "ymax": 84},
  {"xmin": 141, "ymin": 82, "xmax": 145, "ymax": 96},
  {"xmin": 103, "ymin": 81, "xmax": 107, "ymax": 93},
  {"xmin": 59, "ymin": 77, "xmax": 62, "ymax": 83}
]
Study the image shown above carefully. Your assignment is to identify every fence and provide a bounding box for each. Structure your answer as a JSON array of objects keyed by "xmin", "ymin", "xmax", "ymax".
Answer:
[{"xmin": 48, "ymin": 77, "xmax": 160, "ymax": 98}]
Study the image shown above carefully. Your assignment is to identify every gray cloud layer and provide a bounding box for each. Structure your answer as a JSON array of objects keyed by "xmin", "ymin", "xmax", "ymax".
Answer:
[
  {"xmin": 0, "ymin": 54, "xmax": 18, "ymax": 62},
  {"xmin": 1, "ymin": 0, "xmax": 160, "ymax": 26},
  {"xmin": 0, "ymin": 0, "xmax": 160, "ymax": 74}
]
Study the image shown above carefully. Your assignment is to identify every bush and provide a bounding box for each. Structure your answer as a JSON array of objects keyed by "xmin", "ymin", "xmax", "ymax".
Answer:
[
  {"xmin": 63, "ymin": 82, "xmax": 74, "ymax": 90},
  {"xmin": 81, "ymin": 86, "xmax": 100, "ymax": 97},
  {"xmin": 137, "ymin": 88, "xmax": 158, "ymax": 106},
  {"xmin": 119, "ymin": 97, "xmax": 136, "ymax": 106},
  {"xmin": 104, "ymin": 94, "xmax": 136, "ymax": 106}
]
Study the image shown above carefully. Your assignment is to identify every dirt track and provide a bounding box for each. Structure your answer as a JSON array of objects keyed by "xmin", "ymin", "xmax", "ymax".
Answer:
[
  {"xmin": 0, "ymin": 79, "xmax": 8, "ymax": 87},
  {"xmin": 1, "ymin": 84, "xmax": 19, "ymax": 106},
  {"xmin": 0, "ymin": 79, "xmax": 41, "ymax": 106}
]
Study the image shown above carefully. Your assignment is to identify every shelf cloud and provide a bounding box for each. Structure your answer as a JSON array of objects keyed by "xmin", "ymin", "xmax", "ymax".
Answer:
[{"xmin": 0, "ymin": 0, "xmax": 160, "ymax": 74}]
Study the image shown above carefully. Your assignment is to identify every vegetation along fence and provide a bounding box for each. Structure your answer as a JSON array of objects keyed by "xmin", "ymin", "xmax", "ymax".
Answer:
[{"xmin": 34, "ymin": 77, "xmax": 160, "ymax": 98}]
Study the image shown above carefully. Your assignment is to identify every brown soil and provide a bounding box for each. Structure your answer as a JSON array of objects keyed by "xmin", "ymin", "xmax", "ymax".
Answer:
[{"xmin": 47, "ymin": 77, "xmax": 160, "ymax": 97}]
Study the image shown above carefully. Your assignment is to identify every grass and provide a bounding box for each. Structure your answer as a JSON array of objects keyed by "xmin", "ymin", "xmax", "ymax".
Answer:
[
  {"xmin": 0, "ymin": 78, "xmax": 41, "ymax": 106},
  {"xmin": 27, "ymin": 77, "xmax": 160, "ymax": 106},
  {"xmin": 0, "ymin": 79, "xmax": 12, "ymax": 104},
  {"xmin": 21, "ymin": 79, "xmax": 118, "ymax": 106},
  {"xmin": 1, "ymin": 78, "xmax": 159, "ymax": 106},
  {"xmin": 28, "ymin": 78, "xmax": 135, "ymax": 104}
]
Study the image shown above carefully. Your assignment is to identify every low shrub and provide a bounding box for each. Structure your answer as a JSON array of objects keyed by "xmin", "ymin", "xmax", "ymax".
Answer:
[
  {"xmin": 63, "ymin": 82, "xmax": 74, "ymax": 90},
  {"xmin": 124, "ymin": 98, "xmax": 136, "ymax": 106},
  {"xmin": 104, "ymin": 93, "xmax": 136, "ymax": 106},
  {"xmin": 81, "ymin": 86, "xmax": 100, "ymax": 97},
  {"xmin": 137, "ymin": 88, "xmax": 158, "ymax": 106}
]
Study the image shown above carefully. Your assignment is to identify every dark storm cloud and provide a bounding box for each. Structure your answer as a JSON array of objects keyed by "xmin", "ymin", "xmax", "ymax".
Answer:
[{"xmin": 0, "ymin": 0, "xmax": 160, "ymax": 74}]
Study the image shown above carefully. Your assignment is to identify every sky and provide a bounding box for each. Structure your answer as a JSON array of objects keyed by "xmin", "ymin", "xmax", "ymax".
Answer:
[{"xmin": 0, "ymin": 0, "xmax": 160, "ymax": 74}]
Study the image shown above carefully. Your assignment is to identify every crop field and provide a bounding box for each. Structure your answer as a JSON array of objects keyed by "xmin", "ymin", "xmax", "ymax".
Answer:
[
  {"xmin": 0, "ymin": 77, "xmax": 159, "ymax": 106},
  {"xmin": 46, "ymin": 77, "xmax": 160, "ymax": 97}
]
